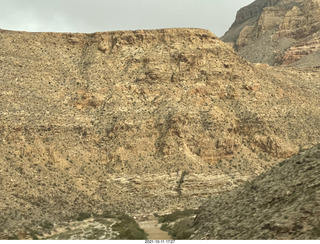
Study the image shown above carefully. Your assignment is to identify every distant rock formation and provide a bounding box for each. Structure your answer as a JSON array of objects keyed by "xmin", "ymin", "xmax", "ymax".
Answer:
[{"xmin": 222, "ymin": 0, "xmax": 320, "ymax": 67}]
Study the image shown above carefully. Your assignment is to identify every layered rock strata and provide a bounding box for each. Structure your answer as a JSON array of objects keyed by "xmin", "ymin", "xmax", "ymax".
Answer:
[
  {"xmin": 0, "ymin": 28, "xmax": 320, "ymax": 235},
  {"xmin": 222, "ymin": 0, "xmax": 320, "ymax": 66}
]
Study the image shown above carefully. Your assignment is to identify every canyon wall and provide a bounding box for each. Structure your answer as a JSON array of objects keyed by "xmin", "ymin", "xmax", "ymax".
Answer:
[
  {"xmin": 222, "ymin": 0, "xmax": 320, "ymax": 66},
  {"xmin": 0, "ymin": 28, "xmax": 320, "ymax": 233}
]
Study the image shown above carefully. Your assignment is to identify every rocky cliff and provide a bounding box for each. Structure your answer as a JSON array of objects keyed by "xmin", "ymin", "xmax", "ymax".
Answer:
[
  {"xmin": 222, "ymin": 0, "xmax": 320, "ymax": 66},
  {"xmin": 0, "ymin": 28, "xmax": 320, "ymax": 236},
  {"xmin": 192, "ymin": 144, "xmax": 320, "ymax": 239}
]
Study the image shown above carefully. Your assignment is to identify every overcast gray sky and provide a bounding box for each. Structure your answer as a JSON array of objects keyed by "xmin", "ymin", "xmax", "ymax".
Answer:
[{"xmin": 0, "ymin": 0, "xmax": 254, "ymax": 37}]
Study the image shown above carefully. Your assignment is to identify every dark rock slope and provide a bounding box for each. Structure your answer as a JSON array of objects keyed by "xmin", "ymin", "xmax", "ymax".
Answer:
[{"xmin": 192, "ymin": 144, "xmax": 320, "ymax": 239}]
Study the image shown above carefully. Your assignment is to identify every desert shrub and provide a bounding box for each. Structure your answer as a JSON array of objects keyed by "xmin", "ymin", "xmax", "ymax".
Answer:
[
  {"xmin": 40, "ymin": 220, "xmax": 54, "ymax": 230},
  {"xmin": 158, "ymin": 209, "xmax": 197, "ymax": 223},
  {"xmin": 29, "ymin": 231, "xmax": 39, "ymax": 240},
  {"xmin": 170, "ymin": 217, "xmax": 194, "ymax": 240},
  {"xmin": 160, "ymin": 217, "xmax": 195, "ymax": 240},
  {"xmin": 25, "ymin": 227, "xmax": 41, "ymax": 240},
  {"xmin": 8, "ymin": 234, "xmax": 19, "ymax": 240},
  {"xmin": 158, "ymin": 209, "xmax": 197, "ymax": 240},
  {"xmin": 99, "ymin": 211, "xmax": 116, "ymax": 219},
  {"xmin": 312, "ymin": 224, "xmax": 320, "ymax": 236},
  {"xmin": 112, "ymin": 214, "xmax": 147, "ymax": 240},
  {"xmin": 160, "ymin": 223, "xmax": 170, "ymax": 232},
  {"xmin": 93, "ymin": 211, "xmax": 116, "ymax": 221},
  {"xmin": 76, "ymin": 212, "xmax": 91, "ymax": 221}
]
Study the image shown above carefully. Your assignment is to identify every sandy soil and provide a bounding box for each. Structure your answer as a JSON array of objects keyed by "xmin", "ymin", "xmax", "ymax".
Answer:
[{"xmin": 139, "ymin": 220, "xmax": 171, "ymax": 240}]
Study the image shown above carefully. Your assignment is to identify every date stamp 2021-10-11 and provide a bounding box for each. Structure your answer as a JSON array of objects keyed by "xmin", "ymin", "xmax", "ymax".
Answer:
[{"xmin": 145, "ymin": 240, "xmax": 175, "ymax": 244}]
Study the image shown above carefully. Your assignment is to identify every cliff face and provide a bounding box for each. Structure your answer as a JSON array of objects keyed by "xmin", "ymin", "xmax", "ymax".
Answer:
[
  {"xmin": 222, "ymin": 0, "xmax": 282, "ymax": 43},
  {"xmin": 0, "ymin": 28, "xmax": 320, "ymax": 235},
  {"xmin": 222, "ymin": 0, "xmax": 320, "ymax": 66},
  {"xmin": 281, "ymin": 38, "xmax": 320, "ymax": 65}
]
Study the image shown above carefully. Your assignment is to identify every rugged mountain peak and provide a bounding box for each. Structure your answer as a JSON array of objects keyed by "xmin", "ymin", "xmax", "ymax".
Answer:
[
  {"xmin": 227, "ymin": 0, "xmax": 282, "ymax": 34},
  {"xmin": 222, "ymin": 0, "xmax": 320, "ymax": 66}
]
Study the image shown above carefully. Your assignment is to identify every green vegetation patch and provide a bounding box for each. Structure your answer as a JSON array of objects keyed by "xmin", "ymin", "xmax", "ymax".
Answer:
[
  {"xmin": 158, "ymin": 209, "xmax": 197, "ymax": 223},
  {"xmin": 7, "ymin": 234, "xmax": 19, "ymax": 240},
  {"xmin": 76, "ymin": 212, "xmax": 92, "ymax": 221},
  {"xmin": 25, "ymin": 227, "xmax": 42, "ymax": 240},
  {"xmin": 170, "ymin": 217, "xmax": 195, "ymax": 240},
  {"xmin": 112, "ymin": 214, "xmax": 147, "ymax": 240},
  {"xmin": 158, "ymin": 209, "xmax": 197, "ymax": 240},
  {"xmin": 312, "ymin": 224, "xmax": 320, "ymax": 236},
  {"xmin": 27, "ymin": 211, "xmax": 146, "ymax": 240},
  {"xmin": 40, "ymin": 220, "xmax": 54, "ymax": 232},
  {"xmin": 160, "ymin": 217, "xmax": 195, "ymax": 240}
]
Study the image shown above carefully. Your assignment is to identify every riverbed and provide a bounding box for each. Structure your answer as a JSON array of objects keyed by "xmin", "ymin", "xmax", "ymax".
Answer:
[{"xmin": 139, "ymin": 219, "xmax": 171, "ymax": 240}]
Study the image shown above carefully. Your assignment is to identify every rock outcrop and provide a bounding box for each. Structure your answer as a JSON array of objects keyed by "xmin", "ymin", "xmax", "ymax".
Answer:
[
  {"xmin": 222, "ymin": 0, "xmax": 320, "ymax": 66},
  {"xmin": 281, "ymin": 38, "xmax": 320, "ymax": 65},
  {"xmin": 0, "ymin": 28, "xmax": 320, "ymax": 236},
  {"xmin": 192, "ymin": 144, "xmax": 320, "ymax": 239}
]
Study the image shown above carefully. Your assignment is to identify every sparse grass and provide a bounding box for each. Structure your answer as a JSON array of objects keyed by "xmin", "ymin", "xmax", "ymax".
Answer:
[
  {"xmin": 46, "ymin": 229, "xmax": 78, "ymax": 240},
  {"xmin": 26, "ymin": 212, "xmax": 145, "ymax": 240},
  {"xmin": 86, "ymin": 226, "xmax": 107, "ymax": 240},
  {"xmin": 44, "ymin": 219, "xmax": 114, "ymax": 240}
]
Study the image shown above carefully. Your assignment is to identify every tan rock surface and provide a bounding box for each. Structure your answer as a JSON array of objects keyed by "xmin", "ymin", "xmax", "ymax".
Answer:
[
  {"xmin": 0, "ymin": 28, "xmax": 320, "ymax": 236},
  {"xmin": 222, "ymin": 0, "xmax": 320, "ymax": 66}
]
